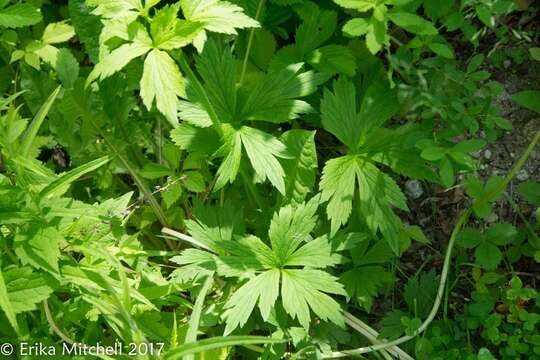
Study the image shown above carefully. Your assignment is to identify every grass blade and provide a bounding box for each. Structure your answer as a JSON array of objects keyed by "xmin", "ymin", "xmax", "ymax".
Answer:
[
  {"xmin": 164, "ymin": 336, "xmax": 285, "ymax": 360},
  {"xmin": 39, "ymin": 155, "xmax": 110, "ymax": 199},
  {"xmin": 184, "ymin": 275, "xmax": 213, "ymax": 360},
  {"xmin": 20, "ymin": 86, "xmax": 61, "ymax": 157}
]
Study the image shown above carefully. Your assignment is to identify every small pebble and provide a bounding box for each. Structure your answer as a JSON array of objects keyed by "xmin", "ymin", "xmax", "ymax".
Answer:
[
  {"xmin": 486, "ymin": 213, "xmax": 499, "ymax": 223},
  {"xmin": 405, "ymin": 180, "xmax": 424, "ymax": 199},
  {"xmin": 471, "ymin": 150, "xmax": 482, "ymax": 159},
  {"xmin": 483, "ymin": 149, "xmax": 492, "ymax": 160},
  {"xmin": 517, "ymin": 169, "xmax": 529, "ymax": 181},
  {"xmin": 503, "ymin": 60, "xmax": 512, "ymax": 69}
]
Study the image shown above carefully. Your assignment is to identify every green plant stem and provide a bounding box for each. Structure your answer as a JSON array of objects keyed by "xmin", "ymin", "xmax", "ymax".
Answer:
[
  {"xmin": 322, "ymin": 127, "xmax": 540, "ymax": 358},
  {"xmin": 43, "ymin": 300, "xmax": 76, "ymax": 344},
  {"xmin": 239, "ymin": 0, "xmax": 266, "ymax": 86}
]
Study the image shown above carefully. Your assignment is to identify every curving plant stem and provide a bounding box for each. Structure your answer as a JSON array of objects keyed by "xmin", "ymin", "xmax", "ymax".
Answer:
[{"xmin": 322, "ymin": 127, "xmax": 540, "ymax": 358}]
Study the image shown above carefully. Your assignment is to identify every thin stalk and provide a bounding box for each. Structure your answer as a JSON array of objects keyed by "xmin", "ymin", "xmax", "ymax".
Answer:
[
  {"xmin": 43, "ymin": 300, "xmax": 76, "ymax": 344},
  {"xmin": 322, "ymin": 127, "xmax": 540, "ymax": 358},
  {"xmin": 239, "ymin": 0, "xmax": 266, "ymax": 86}
]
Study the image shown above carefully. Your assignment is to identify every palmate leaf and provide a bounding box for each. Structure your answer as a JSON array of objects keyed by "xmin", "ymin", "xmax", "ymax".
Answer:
[
  {"xmin": 320, "ymin": 155, "xmax": 407, "ymax": 253},
  {"xmin": 213, "ymin": 199, "xmax": 344, "ymax": 333},
  {"xmin": 184, "ymin": 40, "xmax": 324, "ymax": 127},
  {"xmin": 321, "ymin": 77, "xmax": 398, "ymax": 150},
  {"xmin": 320, "ymin": 77, "xmax": 407, "ymax": 252}
]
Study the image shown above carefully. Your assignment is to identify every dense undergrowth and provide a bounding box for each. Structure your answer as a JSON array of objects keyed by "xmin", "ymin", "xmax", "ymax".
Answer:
[{"xmin": 0, "ymin": 0, "xmax": 539, "ymax": 359}]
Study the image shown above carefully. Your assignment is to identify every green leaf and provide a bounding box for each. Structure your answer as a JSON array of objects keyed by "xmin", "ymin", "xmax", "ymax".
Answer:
[
  {"xmin": 517, "ymin": 181, "xmax": 540, "ymax": 206},
  {"xmin": 185, "ymin": 201, "xmax": 245, "ymax": 252},
  {"xmin": 42, "ymin": 22, "xmax": 75, "ymax": 44},
  {"xmin": 239, "ymin": 126, "xmax": 290, "ymax": 194},
  {"xmin": 19, "ymin": 86, "xmax": 61, "ymax": 158},
  {"xmin": 140, "ymin": 49, "xmax": 185, "ymax": 126},
  {"xmin": 214, "ymin": 128, "xmax": 242, "ymax": 191},
  {"xmin": 280, "ymin": 130, "xmax": 318, "ymax": 204},
  {"xmin": 486, "ymin": 223, "xmax": 517, "ymax": 246},
  {"xmin": 0, "ymin": 4, "xmax": 42, "ymax": 28},
  {"xmin": 56, "ymin": 48, "xmax": 79, "ymax": 89},
  {"xmin": 306, "ymin": 45, "xmax": 356, "ymax": 76},
  {"xmin": 0, "ymin": 266, "xmax": 19, "ymax": 334},
  {"xmin": 333, "ymin": 0, "xmax": 377, "ymax": 11},
  {"xmin": 241, "ymin": 63, "xmax": 325, "ymax": 123},
  {"xmin": 340, "ymin": 266, "xmax": 393, "ymax": 311},
  {"xmin": 356, "ymin": 161, "xmax": 407, "ymax": 253},
  {"xmin": 387, "ymin": 12, "xmax": 438, "ymax": 35},
  {"xmin": 281, "ymin": 269, "xmax": 345, "ymax": 330},
  {"xmin": 86, "ymin": 32, "xmax": 152, "ymax": 84},
  {"xmin": 223, "ymin": 269, "xmax": 280, "ymax": 334},
  {"xmin": 475, "ymin": 5, "xmax": 494, "ymax": 28},
  {"xmin": 440, "ymin": 156, "xmax": 454, "ymax": 188},
  {"xmin": 404, "ymin": 270, "xmax": 438, "ymax": 318},
  {"xmin": 150, "ymin": 4, "xmax": 202, "ymax": 50},
  {"xmin": 369, "ymin": 19, "xmax": 388, "ymax": 54},
  {"xmin": 285, "ymin": 236, "xmax": 338, "ymax": 268},
  {"xmin": 320, "ymin": 155, "xmax": 357, "ymax": 235},
  {"xmin": 268, "ymin": 197, "xmax": 319, "ymax": 264},
  {"xmin": 69, "ymin": 0, "xmax": 103, "ymax": 63},
  {"xmin": 14, "ymin": 226, "xmax": 62, "ymax": 274},
  {"xmin": 321, "ymin": 78, "xmax": 361, "ymax": 149},
  {"xmin": 40, "ymin": 156, "xmax": 110, "ymax": 199},
  {"xmin": 428, "ymin": 42, "xmax": 454, "ymax": 59},
  {"xmin": 191, "ymin": 39, "xmax": 237, "ymax": 123},
  {"xmin": 295, "ymin": 7, "xmax": 337, "ymax": 54},
  {"xmin": 343, "ymin": 18, "xmax": 369, "ymax": 37},
  {"xmin": 321, "ymin": 77, "xmax": 397, "ymax": 150},
  {"xmin": 140, "ymin": 163, "xmax": 173, "ymax": 179},
  {"xmin": 456, "ymin": 228, "xmax": 482, "ymax": 249},
  {"xmin": 180, "ymin": 0, "xmax": 258, "ymax": 51},
  {"xmin": 511, "ymin": 90, "xmax": 540, "ymax": 114},
  {"xmin": 184, "ymin": 171, "xmax": 206, "ymax": 192},
  {"xmin": 475, "ymin": 242, "xmax": 502, "ymax": 270},
  {"xmin": 164, "ymin": 336, "xmax": 285, "ymax": 360},
  {"xmin": 4, "ymin": 266, "xmax": 55, "ymax": 313},
  {"xmin": 87, "ymin": 0, "xmax": 143, "ymax": 19}
]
